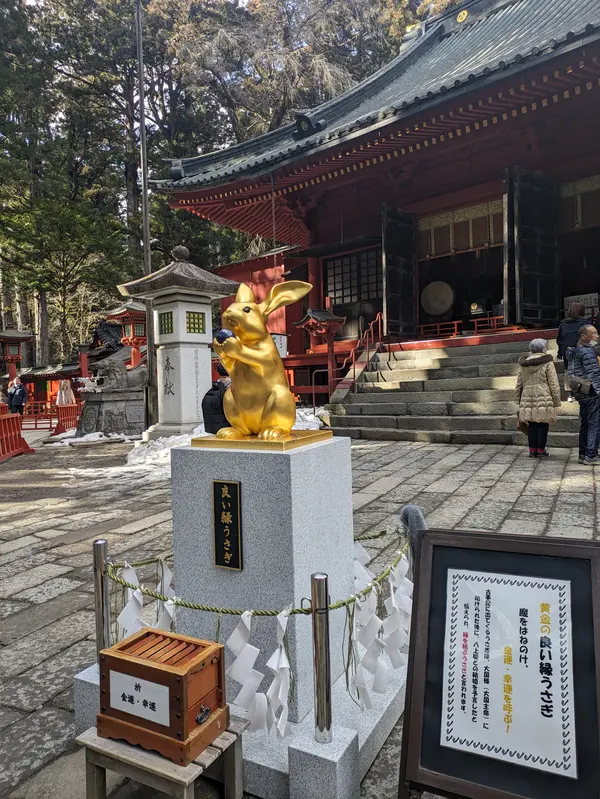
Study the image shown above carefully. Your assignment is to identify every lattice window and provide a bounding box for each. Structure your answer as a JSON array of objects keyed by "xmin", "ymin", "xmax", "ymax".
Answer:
[
  {"xmin": 7, "ymin": 345, "xmax": 19, "ymax": 356},
  {"xmin": 158, "ymin": 312, "xmax": 173, "ymax": 335},
  {"xmin": 133, "ymin": 323, "xmax": 145, "ymax": 337},
  {"xmin": 325, "ymin": 248, "xmax": 382, "ymax": 305},
  {"xmin": 186, "ymin": 311, "xmax": 206, "ymax": 334}
]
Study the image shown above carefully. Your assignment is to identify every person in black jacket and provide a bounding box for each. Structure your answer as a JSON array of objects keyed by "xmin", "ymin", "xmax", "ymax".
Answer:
[
  {"xmin": 568, "ymin": 325, "xmax": 600, "ymax": 465},
  {"xmin": 201, "ymin": 364, "xmax": 231, "ymax": 434},
  {"xmin": 7, "ymin": 376, "xmax": 28, "ymax": 414},
  {"xmin": 557, "ymin": 303, "xmax": 597, "ymax": 402}
]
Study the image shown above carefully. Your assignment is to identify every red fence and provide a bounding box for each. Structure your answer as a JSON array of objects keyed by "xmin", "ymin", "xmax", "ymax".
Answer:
[
  {"xmin": 21, "ymin": 401, "xmax": 56, "ymax": 430},
  {"xmin": 0, "ymin": 403, "xmax": 8, "ymax": 416},
  {"xmin": 51, "ymin": 404, "xmax": 79, "ymax": 436},
  {"xmin": 0, "ymin": 414, "xmax": 34, "ymax": 463},
  {"xmin": 418, "ymin": 320, "xmax": 462, "ymax": 339}
]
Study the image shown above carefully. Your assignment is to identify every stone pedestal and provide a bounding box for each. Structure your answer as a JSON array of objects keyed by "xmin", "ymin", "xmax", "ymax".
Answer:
[
  {"xmin": 171, "ymin": 436, "xmax": 354, "ymax": 722},
  {"xmin": 76, "ymin": 390, "xmax": 145, "ymax": 437}
]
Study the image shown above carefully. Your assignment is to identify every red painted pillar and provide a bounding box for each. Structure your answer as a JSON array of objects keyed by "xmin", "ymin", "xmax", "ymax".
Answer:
[
  {"xmin": 130, "ymin": 346, "xmax": 141, "ymax": 368},
  {"xmin": 78, "ymin": 350, "xmax": 90, "ymax": 378},
  {"xmin": 326, "ymin": 332, "xmax": 336, "ymax": 397},
  {"xmin": 7, "ymin": 361, "xmax": 17, "ymax": 381},
  {"xmin": 308, "ymin": 256, "xmax": 322, "ymax": 310}
]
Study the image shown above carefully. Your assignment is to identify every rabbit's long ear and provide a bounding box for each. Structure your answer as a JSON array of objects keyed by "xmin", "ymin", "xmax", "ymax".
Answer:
[
  {"xmin": 259, "ymin": 281, "xmax": 312, "ymax": 318},
  {"xmin": 236, "ymin": 283, "xmax": 256, "ymax": 304}
]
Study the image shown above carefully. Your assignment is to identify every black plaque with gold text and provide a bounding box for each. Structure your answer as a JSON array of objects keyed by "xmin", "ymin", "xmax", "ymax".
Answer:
[{"xmin": 213, "ymin": 481, "xmax": 242, "ymax": 571}]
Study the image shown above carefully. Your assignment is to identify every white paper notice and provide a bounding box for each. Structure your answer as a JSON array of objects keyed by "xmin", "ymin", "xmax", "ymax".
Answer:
[
  {"xmin": 110, "ymin": 671, "xmax": 170, "ymax": 727},
  {"xmin": 441, "ymin": 569, "xmax": 576, "ymax": 778}
]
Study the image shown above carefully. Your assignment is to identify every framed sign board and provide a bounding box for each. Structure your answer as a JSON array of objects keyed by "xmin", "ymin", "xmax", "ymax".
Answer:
[
  {"xmin": 213, "ymin": 480, "xmax": 243, "ymax": 571},
  {"xmin": 399, "ymin": 530, "xmax": 600, "ymax": 799}
]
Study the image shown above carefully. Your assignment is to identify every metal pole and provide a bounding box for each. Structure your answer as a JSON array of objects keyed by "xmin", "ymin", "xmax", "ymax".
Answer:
[
  {"xmin": 311, "ymin": 573, "xmax": 332, "ymax": 743},
  {"xmin": 93, "ymin": 539, "xmax": 111, "ymax": 659},
  {"xmin": 135, "ymin": 0, "xmax": 158, "ymax": 427}
]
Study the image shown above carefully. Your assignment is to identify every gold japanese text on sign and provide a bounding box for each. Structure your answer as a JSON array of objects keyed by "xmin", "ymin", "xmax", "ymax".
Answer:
[{"xmin": 213, "ymin": 481, "xmax": 242, "ymax": 571}]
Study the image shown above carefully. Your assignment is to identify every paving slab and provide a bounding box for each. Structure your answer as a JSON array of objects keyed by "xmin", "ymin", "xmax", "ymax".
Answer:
[
  {"xmin": 0, "ymin": 707, "xmax": 75, "ymax": 795},
  {"xmin": 0, "ymin": 610, "xmax": 95, "ymax": 679},
  {"xmin": 0, "ymin": 706, "xmax": 27, "ymax": 733},
  {"xmin": 0, "ymin": 591, "xmax": 94, "ymax": 646},
  {"xmin": 0, "ymin": 640, "xmax": 96, "ymax": 712},
  {"xmin": 0, "ymin": 564, "xmax": 73, "ymax": 599}
]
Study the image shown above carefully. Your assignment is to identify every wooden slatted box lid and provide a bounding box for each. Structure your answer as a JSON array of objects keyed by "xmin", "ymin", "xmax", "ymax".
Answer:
[{"xmin": 97, "ymin": 627, "xmax": 228, "ymax": 765}]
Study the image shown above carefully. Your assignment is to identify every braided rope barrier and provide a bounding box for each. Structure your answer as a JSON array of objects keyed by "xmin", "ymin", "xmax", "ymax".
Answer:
[{"xmin": 106, "ymin": 537, "xmax": 408, "ymax": 619}]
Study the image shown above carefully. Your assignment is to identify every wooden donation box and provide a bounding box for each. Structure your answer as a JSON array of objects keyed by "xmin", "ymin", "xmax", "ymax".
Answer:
[{"xmin": 97, "ymin": 628, "xmax": 229, "ymax": 765}]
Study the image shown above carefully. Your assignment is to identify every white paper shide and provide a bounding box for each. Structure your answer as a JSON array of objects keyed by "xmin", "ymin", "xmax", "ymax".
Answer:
[
  {"xmin": 109, "ymin": 671, "xmax": 170, "ymax": 727},
  {"xmin": 441, "ymin": 569, "xmax": 576, "ymax": 778}
]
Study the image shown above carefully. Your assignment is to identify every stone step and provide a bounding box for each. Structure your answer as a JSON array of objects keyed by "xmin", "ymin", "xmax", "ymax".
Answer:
[
  {"xmin": 337, "ymin": 402, "xmax": 579, "ymax": 418},
  {"xmin": 373, "ymin": 351, "xmax": 558, "ymax": 369},
  {"xmin": 347, "ymin": 389, "xmax": 517, "ymax": 403},
  {"xmin": 363, "ymin": 363, "xmax": 564, "ymax": 382},
  {"xmin": 376, "ymin": 340, "xmax": 558, "ymax": 362},
  {"xmin": 331, "ymin": 414, "xmax": 580, "ymax": 432},
  {"xmin": 333, "ymin": 426, "xmax": 578, "ymax": 447},
  {"xmin": 359, "ymin": 376, "xmax": 519, "ymax": 392}
]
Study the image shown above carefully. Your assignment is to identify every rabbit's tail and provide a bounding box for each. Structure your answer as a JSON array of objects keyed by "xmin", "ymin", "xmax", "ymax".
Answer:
[{"xmin": 400, "ymin": 504, "xmax": 427, "ymax": 581}]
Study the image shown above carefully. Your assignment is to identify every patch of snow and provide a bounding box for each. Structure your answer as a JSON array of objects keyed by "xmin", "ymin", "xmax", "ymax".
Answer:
[
  {"xmin": 125, "ymin": 424, "xmax": 208, "ymax": 470},
  {"xmin": 46, "ymin": 431, "xmax": 140, "ymax": 447},
  {"xmin": 292, "ymin": 407, "xmax": 326, "ymax": 430}
]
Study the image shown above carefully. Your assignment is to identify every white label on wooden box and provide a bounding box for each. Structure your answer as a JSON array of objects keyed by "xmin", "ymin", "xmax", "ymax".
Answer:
[
  {"xmin": 441, "ymin": 570, "xmax": 576, "ymax": 777},
  {"xmin": 109, "ymin": 671, "xmax": 170, "ymax": 727}
]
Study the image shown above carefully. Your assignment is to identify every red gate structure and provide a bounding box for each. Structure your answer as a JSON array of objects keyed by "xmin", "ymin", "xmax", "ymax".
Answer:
[
  {"xmin": 51, "ymin": 404, "xmax": 80, "ymax": 436},
  {"xmin": 0, "ymin": 414, "xmax": 34, "ymax": 463}
]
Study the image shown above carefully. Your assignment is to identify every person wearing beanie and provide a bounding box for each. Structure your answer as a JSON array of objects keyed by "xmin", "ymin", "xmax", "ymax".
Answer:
[{"xmin": 516, "ymin": 339, "xmax": 561, "ymax": 458}]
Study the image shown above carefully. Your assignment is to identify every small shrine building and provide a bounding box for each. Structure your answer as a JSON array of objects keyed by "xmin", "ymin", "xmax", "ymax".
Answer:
[{"xmin": 157, "ymin": 0, "xmax": 600, "ymax": 385}]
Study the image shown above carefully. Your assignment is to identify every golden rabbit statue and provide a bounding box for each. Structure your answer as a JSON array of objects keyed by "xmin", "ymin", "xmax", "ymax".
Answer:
[{"xmin": 213, "ymin": 280, "xmax": 312, "ymax": 440}]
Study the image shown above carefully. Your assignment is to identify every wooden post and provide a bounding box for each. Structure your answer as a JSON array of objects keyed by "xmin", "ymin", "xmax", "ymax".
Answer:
[{"xmin": 7, "ymin": 361, "xmax": 17, "ymax": 381}]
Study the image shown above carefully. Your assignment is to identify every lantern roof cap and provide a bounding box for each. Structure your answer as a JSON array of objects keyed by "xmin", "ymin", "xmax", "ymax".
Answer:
[
  {"xmin": 105, "ymin": 300, "xmax": 147, "ymax": 318},
  {"xmin": 118, "ymin": 247, "xmax": 240, "ymax": 300}
]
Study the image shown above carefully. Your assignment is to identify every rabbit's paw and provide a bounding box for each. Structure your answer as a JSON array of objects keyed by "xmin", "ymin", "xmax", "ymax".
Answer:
[
  {"xmin": 258, "ymin": 427, "xmax": 286, "ymax": 440},
  {"xmin": 216, "ymin": 426, "xmax": 247, "ymax": 440}
]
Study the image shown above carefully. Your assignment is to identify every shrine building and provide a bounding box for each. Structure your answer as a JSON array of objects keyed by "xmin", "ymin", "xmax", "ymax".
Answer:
[{"xmin": 157, "ymin": 0, "xmax": 600, "ymax": 395}]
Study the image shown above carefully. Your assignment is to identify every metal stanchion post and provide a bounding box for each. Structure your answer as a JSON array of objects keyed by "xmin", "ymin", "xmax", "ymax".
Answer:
[
  {"xmin": 311, "ymin": 573, "xmax": 333, "ymax": 743},
  {"xmin": 93, "ymin": 539, "xmax": 111, "ymax": 660}
]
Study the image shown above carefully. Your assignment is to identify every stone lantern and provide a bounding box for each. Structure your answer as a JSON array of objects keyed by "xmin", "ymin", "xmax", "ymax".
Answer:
[
  {"xmin": 105, "ymin": 299, "xmax": 147, "ymax": 368},
  {"xmin": 0, "ymin": 329, "xmax": 35, "ymax": 381},
  {"xmin": 118, "ymin": 246, "xmax": 239, "ymax": 440}
]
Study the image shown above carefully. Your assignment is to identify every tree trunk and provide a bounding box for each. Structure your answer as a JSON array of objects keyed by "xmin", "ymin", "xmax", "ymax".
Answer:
[
  {"xmin": 0, "ymin": 265, "xmax": 15, "ymax": 330},
  {"xmin": 15, "ymin": 285, "xmax": 32, "ymax": 366},
  {"xmin": 34, "ymin": 290, "xmax": 49, "ymax": 366},
  {"xmin": 124, "ymin": 66, "xmax": 141, "ymax": 265},
  {"xmin": 59, "ymin": 283, "xmax": 69, "ymax": 362}
]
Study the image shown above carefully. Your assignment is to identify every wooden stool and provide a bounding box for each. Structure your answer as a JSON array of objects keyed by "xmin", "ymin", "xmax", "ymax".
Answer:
[{"xmin": 77, "ymin": 718, "xmax": 248, "ymax": 799}]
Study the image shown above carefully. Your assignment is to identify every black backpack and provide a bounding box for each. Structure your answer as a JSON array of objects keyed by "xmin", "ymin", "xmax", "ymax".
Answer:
[{"xmin": 202, "ymin": 381, "xmax": 229, "ymax": 434}]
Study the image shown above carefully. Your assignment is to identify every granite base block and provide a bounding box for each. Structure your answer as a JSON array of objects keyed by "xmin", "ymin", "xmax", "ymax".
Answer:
[
  {"xmin": 143, "ymin": 422, "xmax": 200, "ymax": 441},
  {"xmin": 77, "ymin": 391, "xmax": 146, "ymax": 437},
  {"xmin": 171, "ymin": 437, "xmax": 354, "ymax": 723},
  {"xmin": 241, "ymin": 655, "xmax": 407, "ymax": 799},
  {"xmin": 288, "ymin": 726, "xmax": 359, "ymax": 799},
  {"xmin": 73, "ymin": 662, "xmax": 99, "ymax": 735}
]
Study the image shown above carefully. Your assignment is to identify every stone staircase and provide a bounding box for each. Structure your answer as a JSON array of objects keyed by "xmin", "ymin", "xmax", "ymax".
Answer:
[{"xmin": 330, "ymin": 339, "xmax": 579, "ymax": 446}]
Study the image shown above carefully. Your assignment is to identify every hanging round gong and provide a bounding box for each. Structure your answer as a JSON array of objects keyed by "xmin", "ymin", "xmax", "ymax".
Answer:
[{"xmin": 421, "ymin": 281, "xmax": 455, "ymax": 316}]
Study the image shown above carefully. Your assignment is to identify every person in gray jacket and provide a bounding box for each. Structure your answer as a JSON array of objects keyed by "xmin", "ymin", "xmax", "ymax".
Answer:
[{"xmin": 568, "ymin": 325, "xmax": 600, "ymax": 465}]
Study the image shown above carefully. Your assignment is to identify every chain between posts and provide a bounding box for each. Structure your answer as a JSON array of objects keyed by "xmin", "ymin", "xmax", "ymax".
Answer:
[{"xmin": 105, "ymin": 539, "xmax": 409, "ymax": 619}]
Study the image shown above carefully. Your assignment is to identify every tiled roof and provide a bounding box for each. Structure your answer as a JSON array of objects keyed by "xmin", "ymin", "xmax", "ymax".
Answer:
[
  {"xmin": 0, "ymin": 329, "xmax": 35, "ymax": 341},
  {"xmin": 158, "ymin": 0, "xmax": 600, "ymax": 192}
]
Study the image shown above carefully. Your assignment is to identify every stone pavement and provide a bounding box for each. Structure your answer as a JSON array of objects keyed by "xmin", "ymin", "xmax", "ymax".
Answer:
[{"xmin": 0, "ymin": 439, "xmax": 596, "ymax": 798}]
